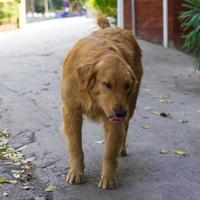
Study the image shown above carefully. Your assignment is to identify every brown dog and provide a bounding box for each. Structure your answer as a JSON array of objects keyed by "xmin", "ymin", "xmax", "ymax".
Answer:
[{"xmin": 61, "ymin": 16, "xmax": 143, "ymax": 189}]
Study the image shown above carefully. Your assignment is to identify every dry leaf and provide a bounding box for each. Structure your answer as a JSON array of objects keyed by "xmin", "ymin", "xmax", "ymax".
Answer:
[
  {"xmin": 0, "ymin": 177, "xmax": 17, "ymax": 184},
  {"xmin": 152, "ymin": 111, "xmax": 160, "ymax": 116},
  {"xmin": 23, "ymin": 156, "xmax": 36, "ymax": 164},
  {"xmin": 159, "ymin": 95, "xmax": 170, "ymax": 103},
  {"xmin": 174, "ymin": 150, "xmax": 188, "ymax": 156},
  {"xmin": 144, "ymin": 106, "xmax": 151, "ymax": 111},
  {"xmin": 45, "ymin": 183, "xmax": 56, "ymax": 192},
  {"xmin": 143, "ymin": 125, "xmax": 150, "ymax": 129},
  {"xmin": 0, "ymin": 129, "xmax": 10, "ymax": 137}
]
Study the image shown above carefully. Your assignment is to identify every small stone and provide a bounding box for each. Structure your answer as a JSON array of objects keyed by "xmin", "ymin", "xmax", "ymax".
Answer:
[
  {"xmin": 3, "ymin": 191, "xmax": 8, "ymax": 197},
  {"xmin": 22, "ymin": 185, "xmax": 34, "ymax": 190},
  {"xmin": 160, "ymin": 112, "xmax": 169, "ymax": 117}
]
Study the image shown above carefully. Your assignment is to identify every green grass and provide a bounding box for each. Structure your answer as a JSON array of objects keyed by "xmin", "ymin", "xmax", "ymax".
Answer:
[{"xmin": 87, "ymin": 0, "xmax": 117, "ymax": 18}]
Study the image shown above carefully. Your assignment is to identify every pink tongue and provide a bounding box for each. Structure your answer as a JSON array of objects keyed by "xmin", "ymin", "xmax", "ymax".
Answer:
[{"xmin": 110, "ymin": 117, "xmax": 124, "ymax": 122}]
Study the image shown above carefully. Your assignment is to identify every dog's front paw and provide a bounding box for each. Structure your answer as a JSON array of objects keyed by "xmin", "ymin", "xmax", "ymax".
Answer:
[
  {"xmin": 98, "ymin": 175, "xmax": 117, "ymax": 189},
  {"xmin": 66, "ymin": 169, "xmax": 86, "ymax": 184}
]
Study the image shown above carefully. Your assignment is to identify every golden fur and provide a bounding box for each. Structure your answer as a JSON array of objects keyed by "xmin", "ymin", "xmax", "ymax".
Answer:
[{"xmin": 61, "ymin": 17, "xmax": 143, "ymax": 189}]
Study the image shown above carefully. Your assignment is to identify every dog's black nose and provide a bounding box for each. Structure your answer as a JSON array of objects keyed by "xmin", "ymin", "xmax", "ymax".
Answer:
[{"xmin": 114, "ymin": 107, "xmax": 127, "ymax": 118}]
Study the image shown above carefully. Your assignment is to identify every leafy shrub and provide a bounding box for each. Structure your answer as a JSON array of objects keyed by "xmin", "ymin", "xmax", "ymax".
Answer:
[
  {"xmin": 50, "ymin": 0, "xmax": 64, "ymax": 10},
  {"xmin": 180, "ymin": 0, "xmax": 200, "ymax": 71},
  {"xmin": 0, "ymin": 0, "xmax": 19, "ymax": 25},
  {"xmin": 87, "ymin": 0, "xmax": 117, "ymax": 18}
]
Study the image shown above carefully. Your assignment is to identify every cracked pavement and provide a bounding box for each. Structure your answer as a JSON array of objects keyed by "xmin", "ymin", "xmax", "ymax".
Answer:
[{"xmin": 0, "ymin": 17, "xmax": 200, "ymax": 200}]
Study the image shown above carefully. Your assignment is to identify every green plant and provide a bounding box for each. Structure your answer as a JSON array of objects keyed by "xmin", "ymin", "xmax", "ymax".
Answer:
[
  {"xmin": 0, "ymin": 1, "xmax": 19, "ymax": 25},
  {"xmin": 180, "ymin": 0, "xmax": 200, "ymax": 71},
  {"xmin": 87, "ymin": 0, "xmax": 117, "ymax": 18}
]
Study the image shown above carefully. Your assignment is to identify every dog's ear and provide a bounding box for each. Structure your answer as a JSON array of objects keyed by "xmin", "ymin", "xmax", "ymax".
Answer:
[
  {"xmin": 127, "ymin": 68, "xmax": 139, "ymax": 97},
  {"xmin": 132, "ymin": 73, "xmax": 139, "ymax": 92},
  {"xmin": 76, "ymin": 60, "xmax": 97, "ymax": 92}
]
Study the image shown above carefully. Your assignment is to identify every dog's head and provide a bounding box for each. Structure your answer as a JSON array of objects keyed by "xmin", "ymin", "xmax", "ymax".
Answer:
[{"xmin": 76, "ymin": 53, "xmax": 138, "ymax": 123}]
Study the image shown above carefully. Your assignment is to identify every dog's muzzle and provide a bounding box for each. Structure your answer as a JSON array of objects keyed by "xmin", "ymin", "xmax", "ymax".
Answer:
[{"xmin": 109, "ymin": 107, "xmax": 127, "ymax": 123}]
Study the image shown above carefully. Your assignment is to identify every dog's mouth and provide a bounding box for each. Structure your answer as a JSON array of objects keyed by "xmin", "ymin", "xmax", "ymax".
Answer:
[{"xmin": 108, "ymin": 116, "xmax": 125, "ymax": 123}]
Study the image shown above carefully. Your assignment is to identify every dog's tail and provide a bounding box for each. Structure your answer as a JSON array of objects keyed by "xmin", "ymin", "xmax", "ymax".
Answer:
[{"xmin": 96, "ymin": 12, "xmax": 110, "ymax": 29}]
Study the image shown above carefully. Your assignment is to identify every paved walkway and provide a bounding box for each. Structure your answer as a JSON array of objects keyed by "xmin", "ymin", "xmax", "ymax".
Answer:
[{"xmin": 0, "ymin": 17, "xmax": 200, "ymax": 200}]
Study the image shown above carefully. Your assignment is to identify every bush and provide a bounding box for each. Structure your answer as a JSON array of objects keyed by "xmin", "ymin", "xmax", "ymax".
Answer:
[
  {"xmin": 180, "ymin": 0, "xmax": 200, "ymax": 71},
  {"xmin": 50, "ymin": 0, "xmax": 64, "ymax": 10},
  {"xmin": 87, "ymin": 0, "xmax": 117, "ymax": 18},
  {"xmin": 0, "ymin": 0, "xmax": 19, "ymax": 25}
]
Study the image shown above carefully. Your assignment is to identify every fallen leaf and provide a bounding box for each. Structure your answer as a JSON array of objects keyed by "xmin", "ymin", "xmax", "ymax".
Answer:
[
  {"xmin": 144, "ymin": 106, "xmax": 151, "ymax": 111},
  {"xmin": 2, "ymin": 147, "xmax": 24, "ymax": 163},
  {"xmin": 152, "ymin": 111, "xmax": 160, "ymax": 116},
  {"xmin": 174, "ymin": 150, "xmax": 188, "ymax": 156},
  {"xmin": 159, "ymin": 95, "xmax": 170, "ymax": 103},
  {"xmin": 0, "ymin": 155, "xmax": 6, "ymax": 160},
  {"xmin": 45, "ymin": 183, "xmax": 56, "ymax": 192},
  {"xmin": 0, "ymin": 177, "xmax": 17, "ymax": 184},
  {"xmin": 0, "ymin": 129, "xmax": 10, "ymax": 137},
  {"xmin": 23, "ymin": 156, "xmax": 36, "ymax": 164},
  {"xmin": 143, "ymin": 125, "xmax": 150, "ymax": 129},
  {"xmin": 160, "ymin": 149, "xmax": 169, "ymax": 154}
]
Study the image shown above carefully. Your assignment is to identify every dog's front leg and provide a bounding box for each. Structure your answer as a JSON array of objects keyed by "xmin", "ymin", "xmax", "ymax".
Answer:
[
  {"xmin": 98, "ymin": 120, "xmax": 124, "ymax": 189},
  {"xmin": 120, "ymin": 120, "xmax": 129, "ymax": 157},
  {"xmin": 63, "ymin": 104, "xmax": 85, "ymax": 184}
]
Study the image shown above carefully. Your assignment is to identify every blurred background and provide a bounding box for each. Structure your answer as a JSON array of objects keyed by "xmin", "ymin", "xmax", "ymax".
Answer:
[{"xmin": 0, "ymin": 0, "xmax": 199, "ymax": 70}]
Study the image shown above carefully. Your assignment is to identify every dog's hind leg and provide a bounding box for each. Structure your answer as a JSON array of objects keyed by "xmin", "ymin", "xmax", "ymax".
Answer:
[{"xmin": 62, "ymin": 104, "xmax": 85, "ymax": 184}]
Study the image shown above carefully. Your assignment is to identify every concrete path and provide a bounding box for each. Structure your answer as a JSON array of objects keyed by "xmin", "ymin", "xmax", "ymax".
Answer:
[{"xmin": 0, "ymin": 17, "xmax": 200, "ymax": 200}]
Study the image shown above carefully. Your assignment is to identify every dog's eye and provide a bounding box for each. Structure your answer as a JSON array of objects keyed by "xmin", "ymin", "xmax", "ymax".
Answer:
[{"xmin": 103, "ymin": 82, "xmax": 112, "ymax": 89}]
